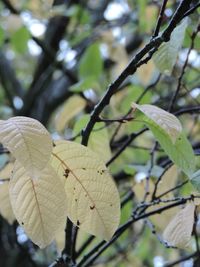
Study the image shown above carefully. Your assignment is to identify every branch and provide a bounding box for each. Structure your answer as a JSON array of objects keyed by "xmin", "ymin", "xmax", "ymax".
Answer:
[
  {"xmin": 168, "ymin": 23, "xmax": 200, "ymax": 111},
  {"xmin": 152, "ymin": 0, "xmax": 169, "ymax": 38},
  {"xmin": 81, "ymin": 0, "xmax": 194, "ymax": 146},
  {"xmin": 0, "ymin": 50, "xmax": 24, "ymax": 110},
  {"xmin": 77, "ymin": 195, "xmax": 197, "ymax": 267}
]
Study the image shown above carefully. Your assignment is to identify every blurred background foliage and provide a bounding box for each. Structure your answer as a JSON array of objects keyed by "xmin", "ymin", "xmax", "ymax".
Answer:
[{"xmin": 0, "ymin": 0, "xmax": 200, "ymax": 266}]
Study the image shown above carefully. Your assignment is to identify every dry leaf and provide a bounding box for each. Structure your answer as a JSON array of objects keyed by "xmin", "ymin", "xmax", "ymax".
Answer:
[
  {"xmin": 51, "ymin": 140, "xmax": 120, "ymax": 240},
  {"xmin": 9, "ymin": 161, "xmax": 67, "ymax": 248},
  {"xmin": 0, "ymin": 117, "xmax": 53, "ymax": 179},
  {"xmin": 137, "ymin": 59, "xmax": 155, "ymax": 86},
  {"xmin": 55, "ymin": 95, "xmax": 86, "ymax": 132},
  {"xmin": 163, "ymin": 202, "xmax": 195, "ymax": 249},
  {"xmin": 0, "ymin": 181, "xmax": 15, "ymax": 224}
]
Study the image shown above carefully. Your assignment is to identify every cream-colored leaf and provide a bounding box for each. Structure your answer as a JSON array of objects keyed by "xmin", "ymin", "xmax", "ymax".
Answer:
[
  {"xmin": 55, "ymin": 95, "xmax": 86, "ymax": 132},
  {"xmin": 9, "ymin": 161, "xmax": 67, "ymax": 248},
  {"xmin": 156, "ymin": 165, "xmax": 178, "ymax": 198},
  {"xmin": 133, "ymin": 166, "xmax": 179, "ymax": 230},
  {"xmin": 163, "ymin": 202, "xmax": 195, "ymax": 249},
  {"xmin": 0, "ymin": 181, "xmax": 15, "ymax": 224},
  {"xmin": 51, "ymin": 140, "xmax": 120, "ymax": 240},
  {"xmin": 0, "ymin": 117, "xmax": 53, "ymax": 179},
  {"xmin": 89, "ymin": 124, "xmax": 112, "ymax": 163},
  {"xmin": 54, "ymin": 219, "xmax": 66, "ymax": 252},
  {"xmin": 0, "ymin": 162, "xmax": 14, "ymax": 180},
  {"xmin": 137, "ymin": 59, "xmax": 155, "ymax": 86},
  {"xmin": 73, "ymin": 116, "xmax": 111, "ymax": 163},
  {"xmin": 132, "ymin": 103, "xmax": 182, "ymax": 143}
]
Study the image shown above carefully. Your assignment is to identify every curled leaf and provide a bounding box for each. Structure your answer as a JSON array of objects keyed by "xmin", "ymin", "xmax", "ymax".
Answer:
[{"xmin": 132, "ymin": 103, "xmax": 182, "ymax": 143}]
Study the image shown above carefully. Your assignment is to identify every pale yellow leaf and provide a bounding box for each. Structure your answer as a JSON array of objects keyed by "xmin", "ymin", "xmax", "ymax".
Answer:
[
  {"xmin": 156, "ymin": 165, "xmax": 178, "ymax": 198},
  {"xmin": 0, "ymin": 117, "xmax": 53, "ymax": 179},
  {"xmin": 89, "ymin": 125, "xmax": 112, "ymax": 163},
  {"xmin": 132, "ymin": 103, "xmax": 182, "ymax": 143},
  {"xmin": 0, "ymin": 181, "xmax": 15, "ymax": 224},
  {"xmin": 110, "ymin": 44, "xmax": 129, "ymax": 79},
  {"xmin": 9, "ymin": 161, "xmax": 67, "ymax": 248},
  {"xmin": 51, "ymin": 140, "xmax": 120, "ymax": 240},
  {"xmin": 55, "ymin": 95, "xmax": 86, "ymax": 132},
  {"xmin": 137, "ymin": 60, "xmax": 155, "ymax": 86},
  {"xmin": 133, "ymin": 179, "xmax": 155, "ymax": 202},
  {"xmin": 133, "ymin": 166, "xmax": 179, "ymax": 230},
  {"xmin": 0, "ymin": 162, "xmax": 14, "ymax": 180},
  {"xmin": 163, "ymin": 202, "xmax": 195, "ymax": 249},
  {"xmin": 54, "ymin": 219, "xmax": 66, "ymax": 252}
]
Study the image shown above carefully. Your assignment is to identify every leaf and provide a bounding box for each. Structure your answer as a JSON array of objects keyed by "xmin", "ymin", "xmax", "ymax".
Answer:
[
  {"xmin": 133, "ymin": 165, "xmax": 179, "ymax": 230},
  {"xmin": 132, "ymin": 103, "xmax": 195, "ymax": 176},
  {"xmin": 156, "ymin": 165, "xmax": 178, "ymax": 197},
  {"xmin": 51, "ymin": 140, "xmax": 120, "ymax": 240},
  {"xmin": 0, "ymin": 26, "xmax": 5, "ymax": 47},
  {"xmin": 0, "ymin": 116, "xmax": 53, "ymax": 179},
  {"xmin": 70, "ymin": 77, "xmax": 99, "ymax": 93},
  {"xmin": 0, "ymin": 162, "xmax": 14, "ymax": 180},
  {"xmin": 132, "ymin": 103, "xmax": 182, "ymax": 143},
  {"xmin": 0, "ymin": 174, "xmax": 15, "ymax": 224},
  {"xmin": 55, "ymin": 95, "xmax": 86, "ymax": 132},
  {"xmin": 73, "ymin": 115, "xmax": 112, "ymax": 163},
  {"xmin": 54, "ymin": 219, "xmax": 66, "ymax": 252},
  {"xmin": 190, "ymin": 170, "xmax": 200, "ymax": 192},
  {"xmin": 163, "ymin": 202, "xmax": 195, "ymax": 249},
  {"xmin": 153, "ymin": 18, "xmax": 188, "ymax": 73},
  {"xmin": 10, "ymin": 26, "xmax": 30, "ymax": 54},
  {"xmin": 9, "ymin": 161, "xmax": 67, "ymax": 248},
  {"xmin": 137, "ymin": 59, "xmax": 156, "ymax": 86},
  {"xmin": 78, "ymin": 42, "xmax": 103, "ymax": 80}
]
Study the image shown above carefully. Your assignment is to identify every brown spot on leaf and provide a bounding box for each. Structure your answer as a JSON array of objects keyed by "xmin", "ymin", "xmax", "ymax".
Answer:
[{"xmin": 63, "ymin": 169, "xmax": 70, "ymax": 178}]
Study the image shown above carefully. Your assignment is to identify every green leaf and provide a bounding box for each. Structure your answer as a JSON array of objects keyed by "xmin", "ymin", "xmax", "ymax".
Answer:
[
  {"xmin": 133, "ymin": 104, "xmax": 195, "ymax": 176},
  {"xmin": 78, "ymin": 42, "xmax": 103, "ymax": 80},
  {"xmin": 10, "ymin": 26, "xmax": 30, "ymax": 54},
  {"xmin": 153, "ymin": 18, "xmax": 188, "ymax": 73},
  {"xmin": 190, "ymin": 170, "xmax": 200, "ymax": 192},
  {"xmin": 70, "ymin": 77, "xmax": 99, "ymax": 92},
  {"xmin": 0, "ymin": 27, "xmax": 5, "ymax": 47}
]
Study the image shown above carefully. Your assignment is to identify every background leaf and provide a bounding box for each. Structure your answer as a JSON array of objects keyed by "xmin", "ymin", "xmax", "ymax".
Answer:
[
  {"xmin": 55, "ymin": 95, "xmax": 86, "ymax": 132},
  {"xmin": 73, "ymin": 115, "xmax": 112, "ymax": 162},
  {"xmin": 78, "ymin": 42, "xmax": 103, "ymax": 80},
  {"xmin": 10, "ymin": 26, "xmax": 30, "ymax": 54},
  {"xmin": 153, "ymin": 18, "xmax": 188, "ymax": 73},
  {"xmin": 163, "ymin": 202, "xmax": 195, "ymax": 249}
]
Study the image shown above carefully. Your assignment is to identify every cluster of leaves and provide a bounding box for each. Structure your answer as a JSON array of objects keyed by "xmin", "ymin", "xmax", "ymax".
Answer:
[{"xmin": 0, "ymin": 116, "xmax": 120, "ymax": 248}]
